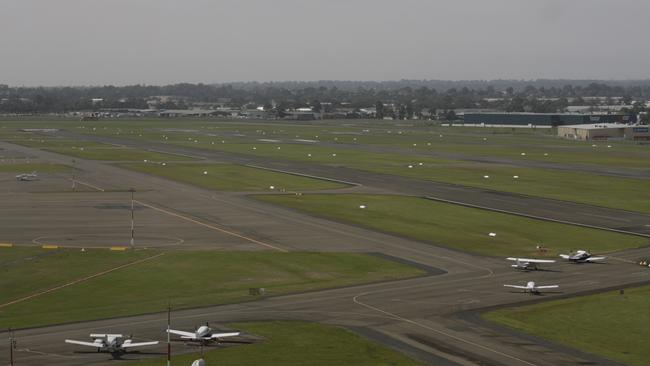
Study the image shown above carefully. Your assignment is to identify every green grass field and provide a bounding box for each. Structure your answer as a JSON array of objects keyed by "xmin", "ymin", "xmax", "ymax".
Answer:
[
  {"xmin": 3, "ymin": 119, "xmax": 649, "ymax": 212},
  {"xmin": 8, "ymin": 136, "xmax": 195, "ymax": 162},
  {"xmin": 126, "ymin": 321, "xmax": 423, "ymax": 366},
  {"xmin": 108, "ymin": 132, "xmax": 650, "ymax": 213},
  {"xmin": 255, "ymin": 194, "xmax": 648, "ymax": 257},
  {"xmin": 0, "ymin": 249, "xmax": 422, "ymax": 329},
  {"xmin": 484, "ymin": 286, "xmax": 650, "ymax": 366},
  {"xmin": 0, "ymin": 247, "xmax": 155, "ymax": 305},
  {"xmin": 117, "ymin": 163, "xmax": 347, "ymax": 191},
  {"xmin": 0, "ymin": 163, "xmax": 71, "ymax": 173}
]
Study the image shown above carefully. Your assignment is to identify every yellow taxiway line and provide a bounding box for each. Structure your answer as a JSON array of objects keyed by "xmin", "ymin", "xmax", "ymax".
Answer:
[{"xmin": 0, "ymin": 253, "xmax": 165, "ymax": 309}]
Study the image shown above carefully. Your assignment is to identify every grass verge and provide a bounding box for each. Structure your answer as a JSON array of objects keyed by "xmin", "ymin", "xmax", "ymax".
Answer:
[
  {"xmin": 254, "ymin": 194, "xmax": 648, "ymax": 257},
  {"xmin": 483, "ymin": 285, "xmax": 650, "ymax": 366},
  {"xmin": 0, "ymin": 163, "xmax": 71, "ymax": 173},
  {"xmin": 126, "ymin": 321, "xmax": 424, "ymax": 366},
  {"xmin": 0, "ymin": 250, "xmax": 422, "ymax": 329}
]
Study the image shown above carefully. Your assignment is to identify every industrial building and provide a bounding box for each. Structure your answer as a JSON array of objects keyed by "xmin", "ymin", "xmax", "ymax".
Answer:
[
  {"xmin": 557, "ymin": 124, "xmax": 650, "ymax": 141},
  {"xmin": 463, "ymin": 112, "xmax": 636, "ymax": 126}
]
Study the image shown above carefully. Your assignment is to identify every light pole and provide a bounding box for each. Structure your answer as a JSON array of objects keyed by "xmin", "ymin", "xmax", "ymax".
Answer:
[
  {"xmin": 9, "ymin": 328, "xmax": 16, "ymax": 366},
  {"xmin": 71, "ymin": 159, "xmax": 76, "ymax": 192},
  {"xmin": 167, "ymin": 304, "xmax": 171, "ymax": 366},
  {"xmin": 129, "ymin": 188, "xmax": 135, "ymax": 249}
]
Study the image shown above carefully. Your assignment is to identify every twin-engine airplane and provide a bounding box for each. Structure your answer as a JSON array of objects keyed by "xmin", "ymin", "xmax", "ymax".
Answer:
[
  {"xmin": 559, "ymin": 250, "xmax": 606, "ymax": 263},
  {"xmin": 65, "ymin": 333, "xmax": 158, "ymax": 355},
  {"xmin": 504, "ymin": 281, "xmax": 559, "ymax": 295},
  {"xmin": 167, "ymin": 323, "xmax": 240, "ymax": 344},
  {"xmin": 506, "ymin": 257, "xmax": 556, "ymax": 270},
  {"xmin": 15, "ymin": 171, "xmax": 37, "ymax": 181}
]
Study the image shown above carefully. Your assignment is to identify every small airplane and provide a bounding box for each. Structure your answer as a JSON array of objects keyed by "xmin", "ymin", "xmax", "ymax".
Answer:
[
  {"xmin": 167, "ymin": 323, "xmax": 240, "ymax": 344},
  {"xmin": 15, "ymin": 171, "xmax": 37, "ymax": 181},
  {"xmin": 559, "ymin": 250, "xmax": 606, "ymax": 263},
  {"xmin": 507, "ymin": 257, "xmax": 556, "ymax": 271},
  {"xmin": 504, "ymin": 281, "xmax": 559, "ymax": 295},
  {"xmin": 65, "ymin": 333, "xmax": 158, "ymax": 355}
]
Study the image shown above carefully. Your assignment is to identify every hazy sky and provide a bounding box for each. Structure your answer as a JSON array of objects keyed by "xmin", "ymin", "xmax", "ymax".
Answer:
[{"xmin": 2, "ymin": 0, "xmax": 649, "ymax": 86}]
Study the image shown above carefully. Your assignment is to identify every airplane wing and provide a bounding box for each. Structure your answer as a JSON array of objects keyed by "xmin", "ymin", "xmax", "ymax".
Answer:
[
  {"xmin": 65, "ymin": 339, "xmax": 103, "ymax": 348},
  {"xmin": 211, "ymin": 332, "xmax": 240, "ymax": 339},
  {"xmin": 121, "ymin": 340, "xmax": 159, "ymax": 348},
  {"xmin": 90, "ymin": 333, "xmax": 121, "ymax": 338},
  {"xmin": 167, "ymin": 329, "xmax": 195, "ymax": 338},
  {"xmin": 504, "ymin": 285, "xmax": 527, "ymax": 289},
  {"xmin": 536, "ymin": 285, "xmax": 559, "ymax": 289},
  {"xmin": 507, "ymin": 257, "xmax": 555, "ymax": 263},
  {"xmin": 586, "ymin": 256, "xmax": 606, "ymax": 262},
  {"xmin": 559, "ymin": 254, "xmax": 570, "ymax": 259}
]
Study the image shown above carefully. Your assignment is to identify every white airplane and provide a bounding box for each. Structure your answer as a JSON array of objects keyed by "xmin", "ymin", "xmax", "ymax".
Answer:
[
  {"xmin": 559, "ymin": 250, "xmax": 606, "ymax": 263},
  {"xmin": 504, "ymin": 281, "xmax": 559, "ymax": 295},
  {"xmin": 15, "ymin": 171, "xmax": 37, "ymax": 181},
  {"xmin": 191, "ymin": 359, "xmax": 206, "ymax": 366},
  {"xmin": 167, "ymin": 323, "xmax": 240, "ymax": 344},
  {"xmin": 507, "ymin": 257, "xmax": 556, "ymax": 271},
  {"xmin": 65, "ymin": 333, "xmax": 158, "ymax": 355}
]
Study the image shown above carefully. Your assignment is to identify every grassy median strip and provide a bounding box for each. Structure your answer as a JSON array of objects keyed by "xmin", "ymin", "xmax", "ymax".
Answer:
[
  {"xmin": 0, "ymin": 163, "xmax": 71, "ymax": 173},
  {"xmin": 483, "ymin": 286, "xmax": 650, "ymax": 366},
  {"xmin": 117, "ymin": 162, "xmax": 348, "ymax": 191},
  {"xmin": 0, "ymin": 247, "xmax": 155, "ymax": 306},
  {"xmin": 11, "ymin": 137, "xmax": 195, "ymax": 162},
  {"xmin": 0, "ymin": 251, "xmax": 422, "ymax": 329},
  {"xmin": 255, "ymin": 194, "xmax": 648, "ymax": 257},
  {"xmin": 144, "ymin": 139, "xmax": 650, "ymax": 213},
  {"xmin": 127, "ymin": 321, "xmax": 423, "ymax": 366}
]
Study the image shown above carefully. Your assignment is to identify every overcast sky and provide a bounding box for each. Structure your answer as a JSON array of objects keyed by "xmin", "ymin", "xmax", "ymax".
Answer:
[{"xmin": 1, "ymin": 0, "xmax": 649, "ymax": 86}]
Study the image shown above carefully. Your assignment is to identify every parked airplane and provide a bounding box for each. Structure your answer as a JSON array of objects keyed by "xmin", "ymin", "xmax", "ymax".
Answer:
[
  {"xmin": 65, "ymin": 333, "xmax": 158, "ymax": 355},
  {"xmin": 559, "ymin": 250, "xmax": 606, "ymax": 263},
  {"xmin": 507, "ymin": 257, "xmax": 556, "ymax": 270},
  {"xmin": 191, "ymin": 359, "xmax": 205, "ymax": 366},
  {"xmin": 167, "ymin": 323, "xmax": 240, "ymax": 344},
  {"xmin": 504, "ymin": 281, "xmax": 559, "ymax": 294},
  {"xmin": 15, "ymin": 171, "xmax": 37, "ymax": 181}
]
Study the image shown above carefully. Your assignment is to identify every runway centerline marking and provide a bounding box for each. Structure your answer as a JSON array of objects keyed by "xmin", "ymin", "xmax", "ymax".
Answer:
[
  {"xmin": 134, "ymin": 199, "xmax": 288, "ymax": 252},
  {"xmin": 0, "ymin": 253, "xmax": 165, "ymax": 309}
]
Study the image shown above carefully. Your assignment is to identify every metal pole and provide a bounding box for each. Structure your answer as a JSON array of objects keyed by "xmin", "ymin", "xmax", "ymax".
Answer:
[
  {"xmin": 129, "ymin": 188, "xmax": 135, "ymax": 249},
  {"xmin": 71, "ymin": 159, "xmax": 76, "ymax": 192},
  {"xmin": 9, "ymin": 328, "xmax": 15, "ymax": 366},
  {"xmin": 167, "ymin": 304, "xmax": 171, "ymax": 366}
]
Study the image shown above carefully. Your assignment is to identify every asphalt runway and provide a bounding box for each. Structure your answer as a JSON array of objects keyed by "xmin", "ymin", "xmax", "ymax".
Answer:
[{"xmin": 0, "ymin": 139, "xmax": 649, "ymax": 366}]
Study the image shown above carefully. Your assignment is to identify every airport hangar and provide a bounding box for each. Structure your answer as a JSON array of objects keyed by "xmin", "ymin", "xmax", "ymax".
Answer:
[{"xmin": 557, "ymin": 123, "xmax": 650, "ymax": 141}]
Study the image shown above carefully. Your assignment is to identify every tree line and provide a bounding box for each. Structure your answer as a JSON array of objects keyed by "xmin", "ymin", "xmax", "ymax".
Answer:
[{"xmin": 1, "ymin": 81, "xmax": 649, "ymax": 116}]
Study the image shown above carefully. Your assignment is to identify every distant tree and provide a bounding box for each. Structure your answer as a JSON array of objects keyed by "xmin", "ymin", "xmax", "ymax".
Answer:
[
  {"xmin": 405, "ymin": 101, "xmax": 414, "ymax": 119},
  {"xmin": 445, "ymin": 110, "xmax": 457, "ymax": 120},
  {"xmin": 398, "ymin": 104, "xmax": 406, "ymax": 120},
  {"xmin": 375, "ymin": 101, "xmax": 384, "ymax": 119},
  {"xmin": 639, "ymin": 113, "xmax": 649, "ymax": 125},
  {"xmin": 428, "ymin": 107, "xmax": 437, "ymax": 120}
]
